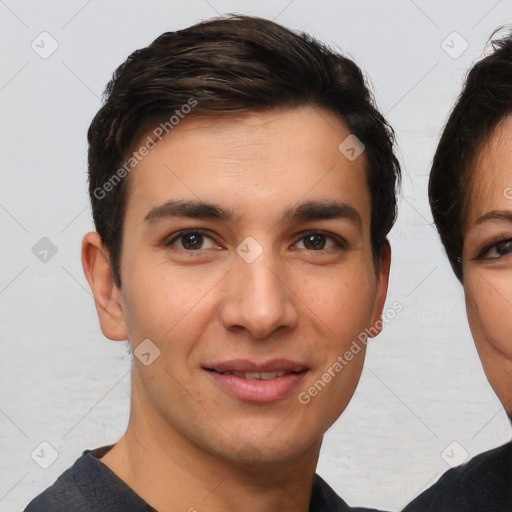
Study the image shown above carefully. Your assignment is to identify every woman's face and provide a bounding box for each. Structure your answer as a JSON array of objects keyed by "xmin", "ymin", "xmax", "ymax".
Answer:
[{"xmin": 462, "ymin": 114, "xmax": 512, "ymax": 414}]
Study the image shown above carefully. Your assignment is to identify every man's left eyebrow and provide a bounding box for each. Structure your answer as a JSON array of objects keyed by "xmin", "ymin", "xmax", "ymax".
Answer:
[{"xmin": 283, "ymin": 200, "xmax": 362, "ymax": 228}]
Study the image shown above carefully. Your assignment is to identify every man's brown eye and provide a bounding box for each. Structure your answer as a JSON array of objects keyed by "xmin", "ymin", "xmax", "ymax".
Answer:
[
  {"xmin": 303, "ymin": 234, "xmax": 326, "ymax": 250},
  {"xmin": 181, "ymin": 233, "xmax": 203, "ymax": 250},
  {"xmin": 295, "ymin": 231, "xmax": 344, "ymax": 251},
  {"xmin": 165, "ymin": 230, "xmax": 217, "ymax": 251}
]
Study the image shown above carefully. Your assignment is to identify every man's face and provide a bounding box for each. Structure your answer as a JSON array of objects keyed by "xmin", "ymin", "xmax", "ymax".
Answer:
[{"xmin": 111, "ymin": 106, "xmax": 388, "ymax": 465}]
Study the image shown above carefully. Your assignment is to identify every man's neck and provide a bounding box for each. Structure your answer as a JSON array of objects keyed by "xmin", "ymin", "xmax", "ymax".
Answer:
[{"xmin": 100, "ymin": 392, "xmax": 321, "ymax": 512}]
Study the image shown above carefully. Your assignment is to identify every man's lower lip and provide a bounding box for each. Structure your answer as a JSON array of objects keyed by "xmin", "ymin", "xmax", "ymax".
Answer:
[{"xmin": 206, "ymin": 370, "xmax": 307, "ymax": 402}]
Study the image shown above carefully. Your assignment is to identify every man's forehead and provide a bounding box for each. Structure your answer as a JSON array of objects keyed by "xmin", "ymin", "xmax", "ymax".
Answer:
[
  {"xmin": 135, "ymin": 106, "xmax": 351, "ymax": 161},
  {"xmin": 123, "ymin": 107, "xmax": 370, "ymax": 226}
]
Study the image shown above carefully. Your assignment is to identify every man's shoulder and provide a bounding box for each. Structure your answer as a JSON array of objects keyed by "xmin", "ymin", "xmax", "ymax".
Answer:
[
  {"xmin": 24, "ymin": 453, "xmax": 93, "ymax": 512},
  {"xmin": 23, "ymin": 447, "xmax": 155, "ymax": 512},
  {"xmin": 402, "ymin": 441, "xmax": 512, "ymax": 512}
]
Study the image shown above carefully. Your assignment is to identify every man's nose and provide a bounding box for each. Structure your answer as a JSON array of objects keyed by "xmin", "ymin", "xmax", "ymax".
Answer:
[{"xmin": 218, "ymin": 244, "xmax": 299, "ymax": 340}]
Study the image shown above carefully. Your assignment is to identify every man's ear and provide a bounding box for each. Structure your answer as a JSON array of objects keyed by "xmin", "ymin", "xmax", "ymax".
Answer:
[
  {"xmin": 369, "ymin": 241, "xmax": 391, "ymax": 338},
  {"xmin": 81, "ymin": 232, "xmax": 128, "ymax": 341}
]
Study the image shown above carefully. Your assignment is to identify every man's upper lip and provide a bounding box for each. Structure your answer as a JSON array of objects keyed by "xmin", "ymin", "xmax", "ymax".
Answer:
[{"xmin": 204, "ymin": 358, "xmax": 308, "ymax": 373}]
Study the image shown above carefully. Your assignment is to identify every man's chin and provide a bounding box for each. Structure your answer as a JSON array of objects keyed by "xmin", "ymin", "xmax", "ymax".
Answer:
[
  {"xmin": 204, "ymin": 431, "xmax": 321, "ymax": 469},
  {"xmin": 255, "ymin": 433, "xmax": 320, "ymax": 463}
]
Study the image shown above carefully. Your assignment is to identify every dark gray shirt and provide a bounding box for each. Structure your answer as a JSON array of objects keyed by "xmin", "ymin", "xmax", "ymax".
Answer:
[{"xmin": 402, "ymin": 442, "xmax": 512, "ymax": 512}]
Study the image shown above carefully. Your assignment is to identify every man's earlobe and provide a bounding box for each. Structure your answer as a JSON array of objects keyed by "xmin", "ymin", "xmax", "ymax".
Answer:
[
  {"xmin": 81, "ymin": 232, "xmax": 128, "ymax": 341},
  {"xmin": 369, "ymin": 241, "xmax": 392, "ymax": 338}
]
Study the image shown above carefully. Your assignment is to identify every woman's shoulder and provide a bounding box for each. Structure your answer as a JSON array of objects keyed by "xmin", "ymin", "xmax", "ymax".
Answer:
[
  {"xmin": 311, "ymin": 474, "xmax": 389, "ymax": 512},
  {"xmin": 402, "ymin": 441, "xmax": 512, "ymax": 512}
]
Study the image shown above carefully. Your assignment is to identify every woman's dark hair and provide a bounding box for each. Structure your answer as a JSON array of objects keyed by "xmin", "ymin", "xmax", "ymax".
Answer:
[
  {"xmin": 88, "ymin": 14, "xmax": 401, "ymax": 287},
  {"xmin": 429, "ymin": 28, "xmax": 512, "ymax": 282}
]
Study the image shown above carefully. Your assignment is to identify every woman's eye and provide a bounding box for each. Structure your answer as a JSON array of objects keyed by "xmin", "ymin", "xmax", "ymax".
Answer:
[
  {"xmin": 165, "ymin": 231, "xmax": 218, "ymax": 251},
  {"xmin": 481, "ymin": 238, "xmax": 512, "ymax": 259},
  {"xmin": 294, "ymin": 232, "xmax": 343, "ymax": 251}
]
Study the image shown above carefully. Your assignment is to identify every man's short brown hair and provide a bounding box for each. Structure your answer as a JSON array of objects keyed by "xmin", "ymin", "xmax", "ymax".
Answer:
[{"xmin": 87, "ymin": 14, "xmax": 401, "ymax": 287}]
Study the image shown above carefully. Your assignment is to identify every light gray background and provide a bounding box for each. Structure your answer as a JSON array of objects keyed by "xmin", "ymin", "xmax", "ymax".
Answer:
[{"xmin": 1, "ymin": 0, "xmax": 511, "ymax": 510}]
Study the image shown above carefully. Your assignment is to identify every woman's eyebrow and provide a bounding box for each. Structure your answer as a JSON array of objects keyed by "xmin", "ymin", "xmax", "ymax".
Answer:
[
  {"xmin": 472, "ymin": 210, "xmax": 512, "ymax": 228},
  {"xmin": 143, "ymin": 199, "xmax": 362, "ymax": 228}
]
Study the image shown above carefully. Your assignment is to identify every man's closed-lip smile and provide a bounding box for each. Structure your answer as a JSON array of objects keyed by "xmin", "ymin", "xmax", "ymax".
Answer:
[{"xmin": 203, "ymin": 358, "xmax": 309, "ymax": 402}]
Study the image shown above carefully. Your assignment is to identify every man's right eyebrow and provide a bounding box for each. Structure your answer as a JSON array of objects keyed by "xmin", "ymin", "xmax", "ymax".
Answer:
[{"xmin": 143, "ymin": 200, "xmax": 236, "ymax": 224}]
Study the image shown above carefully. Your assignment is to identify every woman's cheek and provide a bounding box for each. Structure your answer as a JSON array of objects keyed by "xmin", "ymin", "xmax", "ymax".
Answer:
[{"xmin": 466, "ymin": 273, "xmax": 512, "ymax": 408}]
